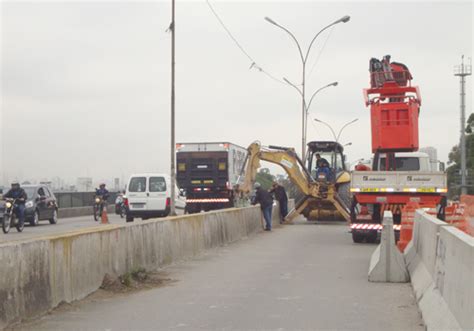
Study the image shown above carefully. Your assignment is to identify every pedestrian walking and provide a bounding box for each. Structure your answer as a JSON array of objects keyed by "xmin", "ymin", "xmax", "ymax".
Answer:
[
  {"xmin": 252, "ymin": 182, "xmax": 273, "ymax": 231},
  {"xmin": 270, "ymin": 181, "xmax": 288, "ymax": 223}
]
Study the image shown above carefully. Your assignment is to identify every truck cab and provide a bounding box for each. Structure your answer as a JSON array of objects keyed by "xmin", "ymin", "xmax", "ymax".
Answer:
[{"xmin": 372, "ymin": 152, "xmax": 432, "ymax": 171}]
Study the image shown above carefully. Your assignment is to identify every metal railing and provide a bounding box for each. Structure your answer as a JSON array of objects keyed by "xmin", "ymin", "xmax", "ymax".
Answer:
[{"xmin": 54, "ymin": 192, "xmax": 118, "ymax": 208}]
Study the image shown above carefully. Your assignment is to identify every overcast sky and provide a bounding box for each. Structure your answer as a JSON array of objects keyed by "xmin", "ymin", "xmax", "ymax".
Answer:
[{"xmin": 0, "ymin": 0, "xmax": 472, "ymax": 187}]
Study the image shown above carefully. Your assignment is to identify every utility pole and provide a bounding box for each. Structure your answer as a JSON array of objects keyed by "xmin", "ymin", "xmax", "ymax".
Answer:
[
  {"xmin": 169, "ymin": 0, "xmax": 176, "ymax": 215},
  {"xmin": 454, "ymin": 55, "xmax": 472, "ymax": 195}
]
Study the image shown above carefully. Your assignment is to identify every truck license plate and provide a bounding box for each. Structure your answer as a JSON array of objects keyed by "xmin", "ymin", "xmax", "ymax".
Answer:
[
  {"xmin": 361, "ymin": 188, "xmax": 379, "ymax": 192},
  {"xmin": 418, "ymin": 188, "xmax": 435, "ymax": 193}
]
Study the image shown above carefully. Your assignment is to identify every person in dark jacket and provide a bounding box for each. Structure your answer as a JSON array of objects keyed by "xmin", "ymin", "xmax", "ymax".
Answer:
[
  {"xmin": 252, "ymin": 182, "xmax": 273, "ymax": 231},
  {"xmin": 95, "ymin": 183, "xmax": 109, "ymax": 200},
  {"xmin": 270, "ymin": 181, "xmax": 288, "ymax": 223},
  {"xmin": 3, "ymin": 182, "xmax": 27, "ymax": 226},
  {"xmin": 315, "ymin": 153, "xmax": 332, "ymax": 181}
]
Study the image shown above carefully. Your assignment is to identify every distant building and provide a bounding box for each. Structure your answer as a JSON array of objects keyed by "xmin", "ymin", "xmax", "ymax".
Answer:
[
  {"xmin": 76, "ymin": 177, "xmax": 93, "ymax": 192},
  {"xmin": 420, "ymin": 147, "xmax": 438, "ymax": 171}
]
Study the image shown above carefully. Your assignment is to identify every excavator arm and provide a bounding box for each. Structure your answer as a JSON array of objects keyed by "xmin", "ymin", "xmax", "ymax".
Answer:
[
  {"xmin": 237, "ymin": 142, "xmax": 351, "ymax": 223},
  {"xmin": 239, "ymin": 142, "xmax": 312, "ymax": 196}
]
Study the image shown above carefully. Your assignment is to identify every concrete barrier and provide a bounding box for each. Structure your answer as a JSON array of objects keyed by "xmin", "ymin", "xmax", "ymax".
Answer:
[
  {"xmin": 58, "ymin": 205, "xmax": 115, "ymax": 219},
  {"xmin": 0, "ymin": 205, "xmax": 277, "ymax": 329},
  {"xmin": 368, "ymin": 211, "xmax": 409, "ymax": 283},
  {"xmin": 57, "ymin": 199, "xmax": 294, "ymax": 220},
  {"xmin": 404, "ymin": 210, "xmax": 474, "ymax": 330}
]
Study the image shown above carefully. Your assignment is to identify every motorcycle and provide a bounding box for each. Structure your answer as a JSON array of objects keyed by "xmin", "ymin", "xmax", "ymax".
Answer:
[
  {"xmin": 115, "ymin": 197, "xmax": 128, "ymax": 218},
  {"xmin": 2, "ymin": 198, "xmax": 25, "ymax": 233},
  {"xmin": 93, "ymin": 196, "xmax": 106, "ymax": 222}
]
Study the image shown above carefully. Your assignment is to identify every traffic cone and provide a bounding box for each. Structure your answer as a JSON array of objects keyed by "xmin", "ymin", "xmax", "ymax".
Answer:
[
  {"xmin": 397, "ymin": 201, "xmax": 419, "ymax": 252},
  {"xmin": 101, "ymin": 206, "xmax": 109, "ymax": 224}
]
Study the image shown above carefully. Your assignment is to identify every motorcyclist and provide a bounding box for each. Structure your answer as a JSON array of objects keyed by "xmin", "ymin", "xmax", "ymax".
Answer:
[
  {"xmin": 115, "ymin": 190, "xmax": 127, "ymax": 215},
  {"xmin": 3, "ymin": 182, "xmax": 27, "ymax": 227},
  {"xmin": 95, "ymin": 183, "xmax": 109, "ymax": 200}
]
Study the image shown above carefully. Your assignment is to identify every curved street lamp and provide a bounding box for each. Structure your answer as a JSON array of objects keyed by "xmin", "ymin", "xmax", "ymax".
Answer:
[
  {"xmin": 313, "ymin": 118, "xmax": 358, "ymax": 143},
  {"xmin": 304, "ymin": 82, "xmax": 338, "ymax": 148},
  {"xmin": 265, "ymin": 15, "xmax": 350, "ymax": 159}
]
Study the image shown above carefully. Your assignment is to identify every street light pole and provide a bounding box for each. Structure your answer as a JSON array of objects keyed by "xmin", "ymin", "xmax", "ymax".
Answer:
[
  {"xmin": 305, "ymin": 82, "xmax": 338, "ymax": 149},
  {"xmin": 454, "ymin": 55, "xmax": 472, "ymax": 195},
  {"xmin": 313, "ymin": 118, "xmax": 337, "ymax": 141},
  {"xmin": 169, "ymin": 0, "xmax": 176, "ymax": 216},
  {"xmin": 313, "ymin": 118, "xmax": 358, "ymax": 143},
  {"xmin": 282, "ymin": 80, "xmax": 338, "ymax": 156},
  {"xmin": 336, "ymin": 118, "xmax": 358, "ymax": 142},
  {"xmin": 265, "ymin": 15, "xmax": 350, "ymax": 160}
]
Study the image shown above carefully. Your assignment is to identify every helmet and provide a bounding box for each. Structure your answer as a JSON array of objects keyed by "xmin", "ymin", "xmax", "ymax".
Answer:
[
  {"xmin": 11, "ymin": 181, "xmax": 20, "ymax": 188},
  {"xmin": 253, "ymin": 182, "xmax": 261, "ymax": 189},
  {"xmin": 99, "ymin": 183, "xmax": 106, "ymax": 188}
]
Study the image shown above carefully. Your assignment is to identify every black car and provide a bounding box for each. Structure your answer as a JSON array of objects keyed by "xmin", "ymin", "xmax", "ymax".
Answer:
[{"xmin": 22, "ymin": 185, "xmax": 59, "ymax": 226}]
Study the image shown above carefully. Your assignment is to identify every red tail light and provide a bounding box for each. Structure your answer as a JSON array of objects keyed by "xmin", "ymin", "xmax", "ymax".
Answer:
[
  {"xmin": 124, "ymin": 198, "xmax": 129, "ymax": 206},
  {"xmin": 166, "ymin": 197, "xmax": 170, "ymax": 207}
]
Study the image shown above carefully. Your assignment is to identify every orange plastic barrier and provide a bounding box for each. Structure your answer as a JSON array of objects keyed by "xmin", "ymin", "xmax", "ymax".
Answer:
[
  {"xmin": 444, "ymin": 203, "xmax": 469, "ymax": 234},
  {"xmin": 397, "ymin": 201, "xmax": 420, "ymax": 252},
  {"xmin": 459, "ymin": 195, "xmax": 474, "ymax": 236}
]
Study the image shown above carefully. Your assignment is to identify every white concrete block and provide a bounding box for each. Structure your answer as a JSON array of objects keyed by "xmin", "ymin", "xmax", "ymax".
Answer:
[
  {"xmin": 368, "ymin": 211, "xmax": 409, "ymax": 283},
  {"xmin": 435, "ymin": 226, "xmax": 474, "ymax": 330}
]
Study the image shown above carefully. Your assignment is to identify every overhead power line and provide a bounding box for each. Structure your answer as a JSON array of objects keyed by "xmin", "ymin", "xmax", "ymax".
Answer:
[
  {"xmin": 205, "ymin": 0, "xmax": 285, "ymax": 85},
  {"xmin": 307, "ymin": 25, "xmax": 334, "ymax": 80}
]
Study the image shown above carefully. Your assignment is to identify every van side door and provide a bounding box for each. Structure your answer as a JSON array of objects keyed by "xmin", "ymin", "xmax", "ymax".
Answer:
[{"xmin": 147, "ymin": 177, "xmax": 167, "ymax": 212}]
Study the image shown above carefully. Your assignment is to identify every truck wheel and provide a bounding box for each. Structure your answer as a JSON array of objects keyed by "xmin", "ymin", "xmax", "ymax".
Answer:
[
  {"xmin": 350, "ymin": 197, "xmax": 358, "ymax": 222},
  {"xmin": 366, "ymin": 231, "xmax": 378, "ymax": 243},
  {"xmin": 352, "ymin": 231, "xmax": 364, "ymax": 243}
]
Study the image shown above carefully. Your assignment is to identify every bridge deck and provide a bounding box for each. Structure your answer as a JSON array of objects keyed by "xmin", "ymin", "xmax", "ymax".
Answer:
[{"xmin": 15, "ymin": 218, "xmax": 422, "ymax": 330}]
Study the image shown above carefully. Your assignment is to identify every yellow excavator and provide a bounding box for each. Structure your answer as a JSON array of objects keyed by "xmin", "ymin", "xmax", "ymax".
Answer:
[{"xmin": 237, "ymin": 141, "xmax": 351, "ymax": 222}]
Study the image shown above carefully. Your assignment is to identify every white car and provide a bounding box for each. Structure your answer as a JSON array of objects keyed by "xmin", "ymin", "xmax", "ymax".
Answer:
[{"xmin": 125, "ymin": 173, "xmax": 185, "ymax": 222}]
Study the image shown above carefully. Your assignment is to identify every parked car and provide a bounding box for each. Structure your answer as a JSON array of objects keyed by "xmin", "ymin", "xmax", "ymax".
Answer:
[
  {"xmin": 22, "ymin": 185, "xmax": 59, "ymax": 226},
  {"xmin": 125, "ymin": 173, "xmax": 185, "ymax": 222}
]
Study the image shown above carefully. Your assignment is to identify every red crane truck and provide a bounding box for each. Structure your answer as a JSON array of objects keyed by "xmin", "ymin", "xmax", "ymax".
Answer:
[{"xmin": 349, "ymin": 55, "xmax": 447, "ymax": 243}]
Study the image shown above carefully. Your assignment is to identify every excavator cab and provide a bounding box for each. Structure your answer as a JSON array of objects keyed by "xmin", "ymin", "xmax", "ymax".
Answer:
[
  {"xmin": 306, "ymin": 141, "xmax": 348, "ymax": 183},
  {"xmin": 302, "ymin": 141, "xmax": 352, "ymax": 221}
]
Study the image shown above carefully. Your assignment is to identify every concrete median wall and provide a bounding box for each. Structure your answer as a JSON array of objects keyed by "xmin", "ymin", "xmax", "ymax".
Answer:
[
  {"xmin": 404, "ymin": 210, "xmax": 474, "ymax": 330},
  {"xmin": 0, "ymin": 204, "xmax": 287, "ymax": 329},
  {"xmin": 58, "ymin": 205, "xmax": 115, "ymax": 219},
  {"xmin": 57, "ymin": 199, "xmax": 294, "ymax": 220}
]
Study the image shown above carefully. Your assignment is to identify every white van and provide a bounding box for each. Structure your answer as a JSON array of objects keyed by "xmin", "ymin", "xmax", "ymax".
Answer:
[{"xmin": 125, "ymin": 173, "xmax": 185, "ymax": 222}]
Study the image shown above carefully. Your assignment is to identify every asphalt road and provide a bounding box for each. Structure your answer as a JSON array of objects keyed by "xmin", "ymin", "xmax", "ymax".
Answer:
[{"xmin": 15, "ymin": 219, "xmax": 423, "ymax": 331}]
